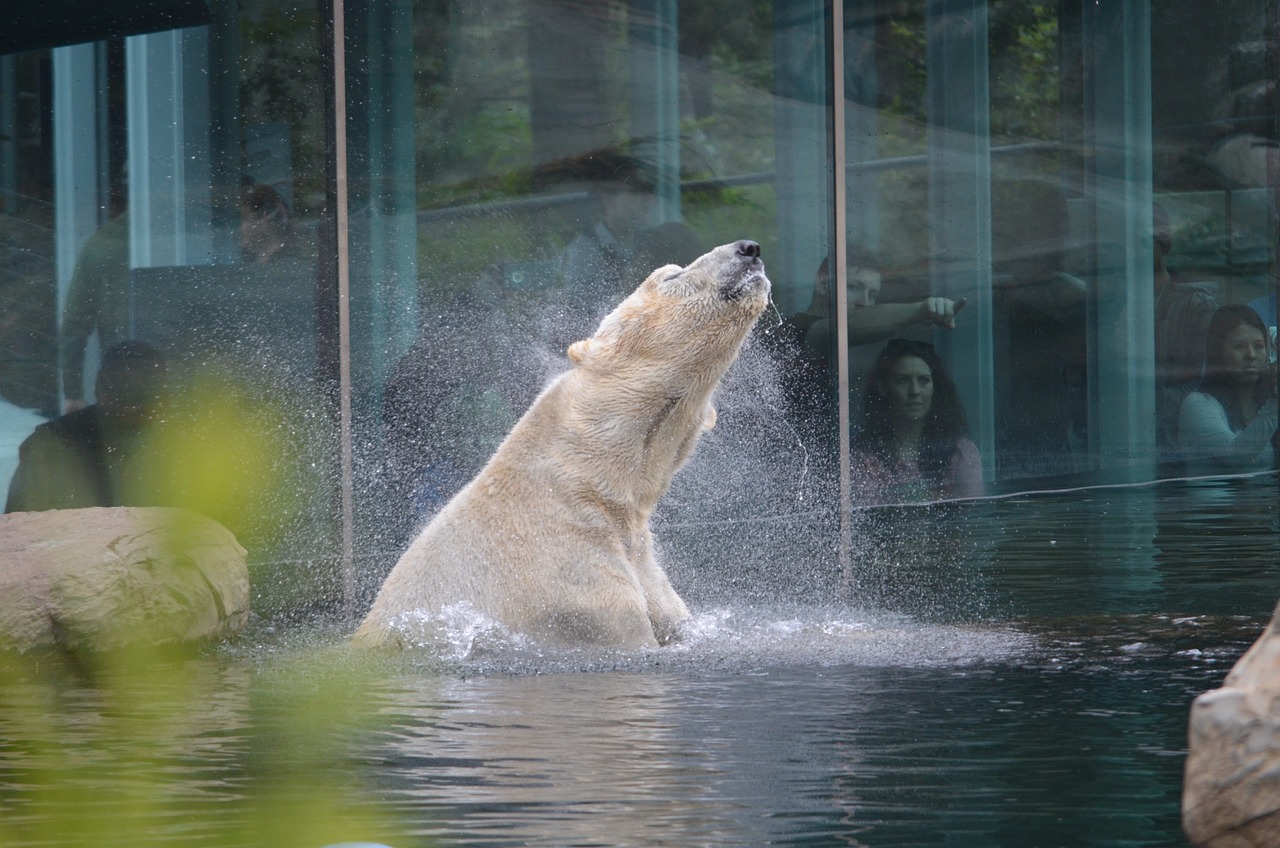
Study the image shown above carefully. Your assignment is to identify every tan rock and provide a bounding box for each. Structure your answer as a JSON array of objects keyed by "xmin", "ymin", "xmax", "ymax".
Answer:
[
  {"xmin": 1183, "ymin": 602, "xmax": 1280, "ymax": 847},
  {"xmin": 0, "ymin": 507, "xmax": 249, "ymax": 652}
]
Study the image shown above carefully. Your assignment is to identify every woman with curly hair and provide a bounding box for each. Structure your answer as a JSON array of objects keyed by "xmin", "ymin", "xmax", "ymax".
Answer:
[
  {"xmin": 1178, "ymin": 304, "xmax": 1278, "ymax": 473},
  {"xmin": 850, "ymin": 338, "xmax": 982, "ymax": 505}
]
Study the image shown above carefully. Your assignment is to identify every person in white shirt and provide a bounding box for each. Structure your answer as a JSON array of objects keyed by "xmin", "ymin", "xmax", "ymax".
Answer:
[{"xmin": 1178, "ymin": 304, "xmax": 1278, "ymax": 473}]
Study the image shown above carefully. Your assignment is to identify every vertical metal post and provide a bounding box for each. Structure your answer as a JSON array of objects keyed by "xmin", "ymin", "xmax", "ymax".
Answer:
[
  {"xmin": 333, "ymin": 0, "xmax": 356, "ymax": 613},
  {"xmin": 53, "ymin": 45, "xmax": 106, "ymax": 292},
  {"xmin": 831, "ymin": 0, "xmax": 852, "ymax": 583}
]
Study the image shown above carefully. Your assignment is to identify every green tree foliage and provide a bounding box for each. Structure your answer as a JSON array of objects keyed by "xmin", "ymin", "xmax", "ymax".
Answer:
[
  {"xmin": 988, "ymin": 1, "xmax": 1060, "ymax": 141},
  {"xmin": 881, "ymin": 0, "xmax": 1060, "ymax": 142}
]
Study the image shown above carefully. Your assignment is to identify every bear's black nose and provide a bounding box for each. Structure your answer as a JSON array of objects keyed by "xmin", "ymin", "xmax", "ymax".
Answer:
[{"xmin": 735, "ymin": 240, "xmax": 761, "ymax": 259}]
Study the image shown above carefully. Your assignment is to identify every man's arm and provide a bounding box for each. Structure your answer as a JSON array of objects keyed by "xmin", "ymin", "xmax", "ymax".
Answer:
[{"xmin": 804, "ymin": 296, "xmax": 968, "ymax": 351}]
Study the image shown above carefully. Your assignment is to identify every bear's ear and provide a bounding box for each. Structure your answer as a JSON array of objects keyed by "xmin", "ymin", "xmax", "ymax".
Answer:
[
  {"xmin": 570, "ymin": 304, "xmax": 631, "ymax": 367},
  {"xmin": 646, "ymin": 263, "xmax": 682, "ymax": 282},
  {"xmin": 651, "ymin": 264, "xmax": 695, "ymax": 297},
  {"xmin": 567, "ymin": 338, "xmax": 592, "ymax": 365}
]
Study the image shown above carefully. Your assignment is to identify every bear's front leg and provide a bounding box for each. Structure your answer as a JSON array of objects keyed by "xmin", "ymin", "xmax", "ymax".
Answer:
[{"xmin": 635, "ymin": 552, "xmax": 691, "ymax": 645}]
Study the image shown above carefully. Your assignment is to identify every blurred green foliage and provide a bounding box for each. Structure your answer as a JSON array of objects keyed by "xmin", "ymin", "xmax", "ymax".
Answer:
[
  {"xmin": 109, "ymin": 362, "xmax": 344, "ymax": 618},
  {"xmin": 0, "ymin": 641, "xmax": 406, "ymax": 848}
]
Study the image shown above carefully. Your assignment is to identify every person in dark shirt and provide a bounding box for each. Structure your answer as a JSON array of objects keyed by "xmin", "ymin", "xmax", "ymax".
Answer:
[
  {"xmin": 1151, "ymin": 202, "xmax": 1219, "ymax": 458},
  {"xmin": 6, "ymin": 341, "xmax": 166, "ymax": 512},
  {"xmin": 776, "ymin": 251, "xmax": 968, "ymax": 444}
]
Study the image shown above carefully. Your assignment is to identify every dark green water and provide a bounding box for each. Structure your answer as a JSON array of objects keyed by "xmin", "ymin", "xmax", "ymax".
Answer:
[{"xmin": 1, "ymin": 475, "xmax": 1276, "ymax": 848}]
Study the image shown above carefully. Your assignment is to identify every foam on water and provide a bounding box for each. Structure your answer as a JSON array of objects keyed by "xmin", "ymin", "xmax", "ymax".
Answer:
[{"xmin": 346, "ymin": 601, "xmax": 1035, "ymax": 677}]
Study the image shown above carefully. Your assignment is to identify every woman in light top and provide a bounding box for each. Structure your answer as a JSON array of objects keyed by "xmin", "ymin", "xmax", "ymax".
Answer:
[
  {"xmin": 850, "ymin": 338, "xmax": 983, "ymax": 505},
  {"xmin": 1178, "ymin": 304, "xmax": 1278, "ymax": 473}
]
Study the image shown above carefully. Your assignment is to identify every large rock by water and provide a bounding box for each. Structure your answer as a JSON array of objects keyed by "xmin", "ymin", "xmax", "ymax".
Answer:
[
  {"xmin": 0, "ymin": 507, "xmax": 249, "ymax": 652},
  {"xmin": 1183, "ymin": 602, "xmax": 1280, "ymax": 847}
]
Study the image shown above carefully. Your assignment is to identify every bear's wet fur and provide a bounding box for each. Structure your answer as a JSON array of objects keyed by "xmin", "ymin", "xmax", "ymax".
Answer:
[{"xmin": 355, "ymin": 240, "xmax": 771, "ymax": 649}]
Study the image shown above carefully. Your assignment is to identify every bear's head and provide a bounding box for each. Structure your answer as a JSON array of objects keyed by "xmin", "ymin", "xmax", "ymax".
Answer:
[{"xmin": 567, "ymin": 240, "xmax": 771, "ymax": 375}]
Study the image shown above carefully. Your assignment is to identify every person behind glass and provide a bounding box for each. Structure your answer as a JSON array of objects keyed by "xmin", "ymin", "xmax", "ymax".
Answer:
[
  {"xmin": 6, "ymin": 341, "xmax": 167, "ymax": 513},
  {"xmin": 240, "ymin": 182, "xmax": 292, "ymax": 264},
  {"xmin": 850, "ymin": 338, "xmax": 983, "ymax": 505},
  {"xmin": 1177, "ymin": 304, "xmax": 1278, "ymax": 474},
  {"xmin": 781, "ymin": 252, "xmax": 969, "ymax": 436},
  {"xmin": 59, "ymin": 182, "xmax": 293, "ymax": 413},
  {"xmin": 1247, "ymin": 259, "xmax": 1278, "ymax": 359},
  {"xmin": 796, "ymin": 252, "xmax": 968, "ymax": 354},
  {"xmin": 380, "ymin": 272, "xmax": 525, "ymax": 548},
  {"xmin": 1152, "ymin": 202, "xmax": 1219, "ymax": 458},
  {"xmin": 58, "ymin": 210, "xmax": 131, "ymax": 413}
]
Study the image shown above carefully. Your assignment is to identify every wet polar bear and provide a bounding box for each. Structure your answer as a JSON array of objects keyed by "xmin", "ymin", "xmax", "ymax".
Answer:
[{"xmin": 355, "ymin": 240, "xmax": 771, "ymax": 649}]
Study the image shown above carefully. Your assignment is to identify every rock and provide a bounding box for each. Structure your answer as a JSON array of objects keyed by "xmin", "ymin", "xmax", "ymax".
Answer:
[
  {"xmin": 0, "ymin": 507, "xmax": 249, "ymax": 653},
  {"xmin": 1183, "ymin": 602, "xmax": 1280, "ymax": 847}
]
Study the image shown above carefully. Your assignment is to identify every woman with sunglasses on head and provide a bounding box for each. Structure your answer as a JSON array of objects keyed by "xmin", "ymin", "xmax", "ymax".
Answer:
[
  {"xmin": 1178, "ymin": 304, "xmax": 1278, "ymax": 474},
  {"xmin": 850, "ymin": 339, "xmax": 983, "ymax": 505}
]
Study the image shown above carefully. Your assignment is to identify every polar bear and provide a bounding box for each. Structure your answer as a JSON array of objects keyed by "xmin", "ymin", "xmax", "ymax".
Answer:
[{"xmin": 354, "ymin": 240, "xmax": 771, "ymax": 650}]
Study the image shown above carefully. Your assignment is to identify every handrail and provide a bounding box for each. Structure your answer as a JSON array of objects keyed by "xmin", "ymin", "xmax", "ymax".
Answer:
[{"xmin": 413, "ymin": 141, "xmax": 1065, "ymax": 224}]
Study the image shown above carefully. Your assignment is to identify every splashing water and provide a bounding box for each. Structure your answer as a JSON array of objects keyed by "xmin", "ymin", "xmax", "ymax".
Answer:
[
  {"xmin": 340, "ymin": 599, "xmax": 1034, "ymax": 677},
  {"xmin": 383, "ymin": 602, "xmax": 529, "ymax": 661},
  {"xmin": 350, "ymin": 249, "xmax": 1008, "ymax": 666}
]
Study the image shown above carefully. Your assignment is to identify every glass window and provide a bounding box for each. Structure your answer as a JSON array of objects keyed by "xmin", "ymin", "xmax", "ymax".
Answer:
[
  {"xmin": 2, "ymin": 0, "xmax": 1276, "ymax": 609},
  {"xmin": 832, "ymin": 0, "xmax": 1279, "ymax": 507},
  {"xmin": 0, "ymin": 2, "xmax": 342, "ymax": 613}
]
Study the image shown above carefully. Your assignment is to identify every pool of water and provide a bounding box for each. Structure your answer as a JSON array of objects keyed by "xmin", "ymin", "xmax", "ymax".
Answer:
[{"xmin": 2, "ymin": 475, "xmax": 1277, "ymax": 848}]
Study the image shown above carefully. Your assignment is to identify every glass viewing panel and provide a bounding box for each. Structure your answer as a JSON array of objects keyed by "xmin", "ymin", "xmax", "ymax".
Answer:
[
  {"xmin": 0, "ymin": 0, "xmax": 1276, "ymax": 608},
  {"xmin": 825, "ymin": 0, "xmax": 1278, "ymax": 506},
  {"xmin": 0, "ymin": 2, "xmax": 343, "ymax": 612}
]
